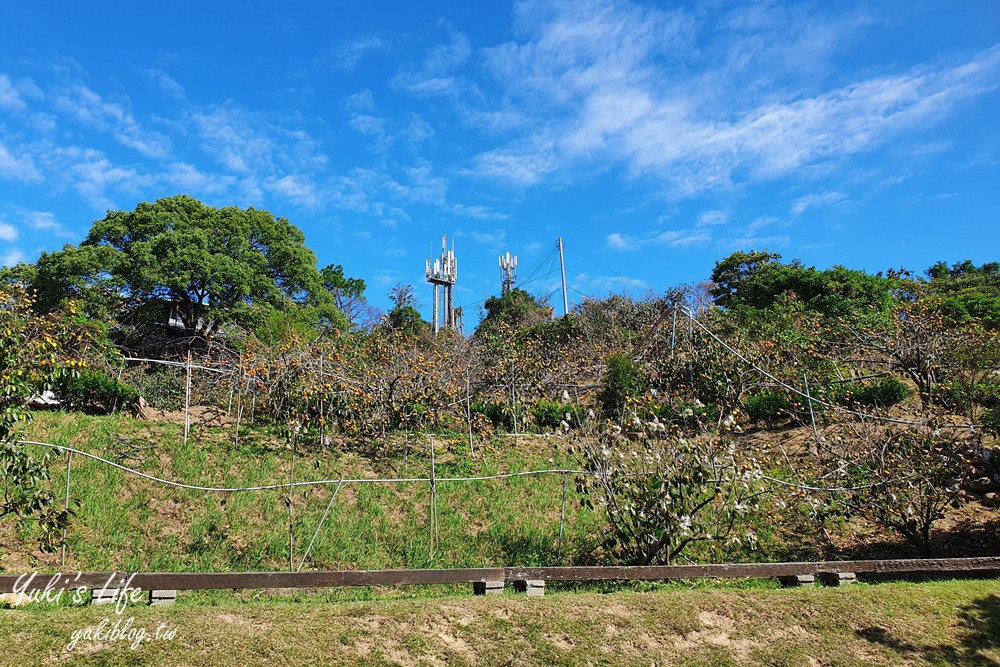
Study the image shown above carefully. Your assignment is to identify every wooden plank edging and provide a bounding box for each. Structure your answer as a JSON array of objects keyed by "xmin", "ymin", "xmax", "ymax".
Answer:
[{"xmin": 1, "ymin": 557, "xmax": 998, "ymax": 594}]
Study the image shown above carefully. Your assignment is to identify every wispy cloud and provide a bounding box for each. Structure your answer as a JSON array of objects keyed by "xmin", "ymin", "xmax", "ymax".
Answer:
[
  {"xmin": 0, "ymin": 74, "xmax": 28, "ymax": 112},
  {"xmin": 141, "ymin": 68, "xmax": 185, "ymax": 99},
  {"xmin": 323, "ymin": 36, "xmax": 388, "ymax": 71},
  {"xmin": 55, "ymin": 84, "xmax": 171, "ymax": 159},
  {"xmin": 391, "ymin": 28, "xmax": 472, "ymax": 97},
  {"xmin": 790, "ymin": 191, "xmax": 848, "ymax": 216},
  {"xmin": 606, "ymin": 228, "xmax": 711, "ymax": 251},
  {"xmin": 470, "ymin": 1, "xmax": 1000, "ymax": 198},
  {"xmin": 191, "ymin": 106, "xmax": 275, "ymax": 173},
  {"xmin": 697, "ymin": 209, "xmax": 729, "ymax": 227},
  {"xmin": 1, "ymin": 247, "xmax": 25, "ymax": 267},
  {"xmin": 449, "ymin": 203, "xmax": 509, "ymax": 221},
  {"xmin": 0, "ymin": 221, "xmax": 18, "ymax": 242},
  {"xmin": 0, "ymin": 141, "xmax": 43, "ymax": 182}
]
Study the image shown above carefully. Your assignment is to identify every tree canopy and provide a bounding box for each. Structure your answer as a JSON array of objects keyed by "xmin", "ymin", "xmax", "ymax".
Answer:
[
  {"xmin": 709, "ymin": 250, "xmax": 893, "ymax": 320},
  {"xmin": 31, "ymin": 195, "xmax": 348, "ymax": 337},
  {"xmin": 923, "ymin": 259, "xmax": 1000, "ymax": 329},
  {"xmin": 479, "ymin": 288, "xmax": 551, "ymax": 331}
]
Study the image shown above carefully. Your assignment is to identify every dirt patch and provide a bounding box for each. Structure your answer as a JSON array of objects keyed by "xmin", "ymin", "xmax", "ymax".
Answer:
[{"xmin": 141, "ymin": 405, "xmax": 235, "ymax": 428}]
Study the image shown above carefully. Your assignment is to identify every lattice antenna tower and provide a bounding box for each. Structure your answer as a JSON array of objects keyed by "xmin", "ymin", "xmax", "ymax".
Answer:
[
  {"xmin": 425, "ymin": 234, "xmax": 458, "ymax": 334},
  {"xmin": 499, "ymin": 251, "xmax": 518, "ymax": 295}
]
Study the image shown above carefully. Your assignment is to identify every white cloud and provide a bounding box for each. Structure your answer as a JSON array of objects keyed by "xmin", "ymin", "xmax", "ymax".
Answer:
[
  {"xmin": 324, "ymin": 36, "xmax": 387, "ymax": 71},
  {"xmin": 14, "ymin": 210, "xmax": 76, "ymax": 238},
  {"xmin": 1, "ymin": 248, "xmax": 25, "ymax": 267},
  {"xmin": 54, "ymin": 147, "xmax": 152, "ymax": 210},
  {"xmin": 606, "ymin": 228, "xmax": 711, "ymax": 251},
  {"xmin": 142, "ymin": 68, "xmax": 185, "ymax": 99},
  {"xmin": 0, "ymin": 141, "xmax": 43, "ymax": 182},
  {"xmin": 462, "ymin": 229, "xmax": 507, "ymax": 247},
  {"xmin": 449, "ymin": 203, "xmax": 509, "ymax": 221},
  {"xmin": 697, "ymin": 210, "xmax": 729, "ymax": 227},
  {"xmin": 191, "ymin": 107, "xmax": 275, "ymax": 173},
  {"xmin": 0, "ymin": 221, "xmax": 18, "ymax": 242},
  {"xmin": 790, "ymin": 191, "xmax": 848, "ymax": 216},
  {"xmin": 470, "ymin": 142, "xmax": 560, "ymax": 186},
  {"xmin": 716, "ymin": 234, "xmax": 791, "ymax": 252},
  {"xmin": 343, "ymin": 89, "xmax": 376, "ymax": 112},
  {"xmin": 745, "ymin": 215, "xmax": 781, "ymax": 234},
  {"xmin": 163, "ymin": 162, "xmax": 235, "ymax": 195},
  {"xmin": 391, "ymin": 30, "xmax": 472, "ymax": 97},
  {"xmin": 55, "ymin": 84, "xmax": 171, "ymax": 159},
  {"xmin": 0, "ymin": 74, "xmax": 27, "ymax": 112},
  {"xmin": 471, "ymin": 1, "xmax": 1000, "ymax": 196},
  {"xmin": 266, "ymin": 174, "xmax": 319, "ymax": 208}
]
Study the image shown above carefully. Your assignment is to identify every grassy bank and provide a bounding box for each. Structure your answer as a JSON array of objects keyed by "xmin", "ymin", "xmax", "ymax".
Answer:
[
  {"xmin": 6, "ymin": 411, "xmax": 606, "ymax": 573},
  {"xmin": 2, "ymin": 578, "xmax": 998, "ymax": 666},
  {"xmin": 6, "ymin": 410, "xmax": 999, "ymax": 576}
]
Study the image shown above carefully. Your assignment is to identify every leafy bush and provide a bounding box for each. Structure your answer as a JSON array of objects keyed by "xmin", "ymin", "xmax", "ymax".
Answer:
[
  {"xmin": 832, "ymin": 377, "xmax": 909, "ymax": 409},
  {"xmin": 598, "ymin": 353, "xmax": 647, "ymax": 419},
  {"xmin": 532, "ymin": 400, "xmax": 574, "ymax": 429},
  {"xmin": 743, "ymin": 391, "xmax": 792, "ymax": 425},
  {"xmin": 983, "ymin": 408, "xmax": 1000, "ymax": 435},
  {"xmin": 54, "ymin": 369, "xmax": 140, "ymax": 414},
  {"xmin": 470, "ymin": 402, "xmax": 526, "ymax": 432}
]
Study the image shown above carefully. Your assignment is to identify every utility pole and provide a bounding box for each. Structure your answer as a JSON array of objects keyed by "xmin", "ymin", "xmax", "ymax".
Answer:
[
  {"xmin": 558, "ymin": 237, "xmax": 569, "ymax": 317},
  {"xmin": 499, "ymin": 251, "xmax": 517, "ymax": 295}
]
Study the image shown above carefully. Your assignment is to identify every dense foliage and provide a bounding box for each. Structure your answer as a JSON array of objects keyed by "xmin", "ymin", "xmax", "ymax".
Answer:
[{"xmin": 27, "ymin": 195, "xmax": 349, "ymax": 339}]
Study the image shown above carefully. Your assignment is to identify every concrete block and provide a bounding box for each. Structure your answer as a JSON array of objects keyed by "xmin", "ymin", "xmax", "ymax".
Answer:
[
  {"xmin": 149, "ymin": 590, "xmax": 177, "ymax": 606},
  {"xmin": 513, "ymin": 579, "xmax": 545, "ymax": 597},
  {"xmin": 778, "ymin": 574, "xmax": 815, "ymax": 587},
  {"xmin": 91, "ymin": 588, "xmax": 119, "ymax": 605},
  {"xmin": 473, "ymin": 581, "xmax": 504, "ymax": 596},
  {"xmin": 817, "ymin": 571, "xmax": 857, "ymax": 587}
]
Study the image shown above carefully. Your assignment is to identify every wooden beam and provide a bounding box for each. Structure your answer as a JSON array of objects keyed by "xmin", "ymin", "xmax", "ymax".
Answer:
[
  {"xmin": 505, "ymin": 557, "xmax": 1000, "ymax": 582},
  {"xmin": 1, "ymin": 558, "xmax": 997, "ymax": 595},
  {"xmin": 0, "ymin": 568, "xmax": 506, "ymax": 594}
]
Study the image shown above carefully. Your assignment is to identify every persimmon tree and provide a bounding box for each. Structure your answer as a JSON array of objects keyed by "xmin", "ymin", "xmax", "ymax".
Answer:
[
  {"xmin": 0, "ymin": 286, "xmax": 98, "ymax": 550},
  {"xmin": 826, "ymin": 421, "xmax": 972, "ymax": 556}
]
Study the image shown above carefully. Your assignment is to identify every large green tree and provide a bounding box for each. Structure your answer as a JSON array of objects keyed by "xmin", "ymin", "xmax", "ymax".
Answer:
[
  {"xmin": 924, "ymin": 259, "xmax": 1000, "ymax": 329},
  {"xmin": 709, "ymin": 250, "xmax": 893, "ymax": 320},
  {"xmin": 479, "ymin": 288, "xmax": 551, "ymax": 331},
  {"xmin": 32, "ymin": 195, "xmax": 346, "ymax": 336}
]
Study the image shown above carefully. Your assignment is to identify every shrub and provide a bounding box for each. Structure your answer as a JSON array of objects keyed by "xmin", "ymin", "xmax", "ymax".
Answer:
[
  {"xmin": 983, "ymin": 408, "xmax": 1000, "ymax": 435},
  {"xmin": 743, "ymin": 391, "xmax": 791, "ymax": 425},
  {"xmin": 833, "ymin": 377, "xmax": 909, "ymax": 409},
  {"xmin": 54, "ymin": 369, "xmax": 140, "ymax": 414},
  {"xmin": 598, "ymin": 353, "xmax": 647, "ymax": 419},
  {"xmin": 532, "ymin": 400, "xmax": 574, "ymax": 429},
  {"xmin": 470, "ymin": 402, "xmax": 526, "ymax": 431}
]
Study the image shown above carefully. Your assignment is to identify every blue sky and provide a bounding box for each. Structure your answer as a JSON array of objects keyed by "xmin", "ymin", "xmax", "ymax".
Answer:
[{"xmin": 1, "ymin": 0, "xmax": 998, "ymax": 323}]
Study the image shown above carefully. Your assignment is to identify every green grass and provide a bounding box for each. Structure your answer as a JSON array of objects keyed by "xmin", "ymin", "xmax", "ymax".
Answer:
[
  {"xmin": 1, "ymin": 578, "xmax": 998, "ymax": 666},
  {"xmin": 9, "ymin": 411, "xmax": 605, "ymax": 573}
]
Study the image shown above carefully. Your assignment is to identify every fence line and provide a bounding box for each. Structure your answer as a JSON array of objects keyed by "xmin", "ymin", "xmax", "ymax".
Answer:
[{"xmin": 17, "ymin": 440, "xmax": 899, "ymax": 495}]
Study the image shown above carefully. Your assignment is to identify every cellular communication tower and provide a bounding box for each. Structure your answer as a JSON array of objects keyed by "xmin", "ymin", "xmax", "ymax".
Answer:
[
  {"xmin": 426, "ymin": 234, "xmax": 458, "ymax": 333},
  {"xmin": 499, "ymin": 251, "xmax": 517, "ymax": 294}
]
